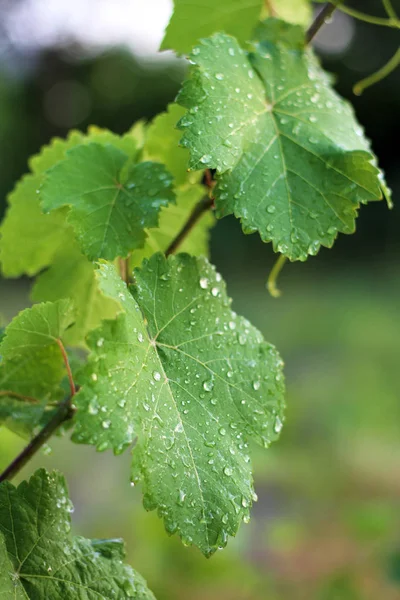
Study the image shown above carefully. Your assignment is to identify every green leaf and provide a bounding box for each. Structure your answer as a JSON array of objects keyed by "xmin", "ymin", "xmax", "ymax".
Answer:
[
  {"xmin": 144, "ymin": 104, "xmax": 199, "ymax": 187},
  {"xmin": 263, "ymin": 0, "xmax": 312, "ymax": 26},
  {"xmin": 131, "ymin": 184, "xmax": 214, "ymax": 267},
  {"xmin": 0, "ymin": 299, "xmax": 75, "ymax": 358},
  {"xmin": 0, "ymin": 346, "xmax": 64, "ymax": 437},
  {"xmin": 41, "ymin": 143, "xmax": 176, "ymax": 260},
  {"xmin": 0, "ymin": 469, "xmax": 155, "ymax": 599},
  {"xmin": 73, "ymin": 255, "xmax": 285, "ymax": 556},
  {"xmin": 31, "ymin": 243, "xmax": 119, "ymax": 347},
  {"xmin": 177, "ymin": 25, "xmax": 386, "ymax": 261},
  {"xmin": 0, "ymin": 300, "xmax": 74, "ymax": 436},
  {"xmin": 161, "ymin": 0, "xmax": 263, "ymax": 54},
  {"xmin": 0, "ymin": 174, "xmax": 71, "ymax": 277}
]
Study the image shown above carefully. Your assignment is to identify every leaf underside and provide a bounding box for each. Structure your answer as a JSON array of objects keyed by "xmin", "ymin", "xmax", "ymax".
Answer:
[{"xmin": 73, "ymin": 253, "xmax": 285, "ymax": 556}]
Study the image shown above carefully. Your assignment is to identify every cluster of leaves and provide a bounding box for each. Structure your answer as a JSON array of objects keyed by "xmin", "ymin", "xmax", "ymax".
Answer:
[{"xmin": 0, "ymin": 0, "xmax": 391, "ymax": 596}]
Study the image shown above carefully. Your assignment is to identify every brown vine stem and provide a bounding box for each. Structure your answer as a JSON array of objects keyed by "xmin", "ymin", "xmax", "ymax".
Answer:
[
  {"xmin": 306, "ymin": 3, "xmax": 339, "ymax": 44},
  {"xmin": 0, "ymin": 396, "xmax": 75, "ymax": 483},
  {"xmin": 165, "ymin": 196, "xmax": 214, "ymax": 257},
  {"xmin": 0, "ymin": 338, "xmax": 76, "ymax": 483},
  {"xmin": 165, "ymin": 169, "xmax": 215, "ymax": 257}
]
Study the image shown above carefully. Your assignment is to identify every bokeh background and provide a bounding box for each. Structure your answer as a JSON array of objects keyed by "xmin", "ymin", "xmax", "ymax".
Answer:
[{"xmin": 0, "ymin": 1, "xmax": 399, "ymax": 598}]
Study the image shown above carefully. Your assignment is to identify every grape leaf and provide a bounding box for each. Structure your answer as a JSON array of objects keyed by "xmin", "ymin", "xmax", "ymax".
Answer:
[
  {"xmin": 0, "ymin": 300, "xmax": 74, "ymax": 436},
  {"xmin": 177, "ymin": 25, "xmax": 386, "ymax": 260},
  {"xmin": 41, "ymin": 143, "xmax": 176, "ymax": 260},
  {"xmin": 144, "ymin": 104, "xmax": 200, "ymax": 187},
  {"xmin": 31, "ymin": 243, "xmax": 119, "ymax": 347},
  {"xmin": 161, "ymin": 0, "xmax": 263, "ymax": 55},
  {"xmin": 133, "ymin": 104, "xmax": 214, "ymax": 264},
  {"xmin": 263, "ymin": 0, "xmax": 312, "ymax": 26},
  {"xmin": 0, "ymin": 469, "xmax": 155, "ymax": 599},
  {"xmin": 0, "ymin": 174, "xmax": 71, "ymax": 277},
  {"xmin": 0, "ymin": 127, "xmax": 138, "ymax": 277},
  {"xmin": 72, "ymin": 254, "xmax": 285, "ymax": 556},
  {"xmin": 131, "ymin": 184, "xmax": 214, "ymax": 267},
  {"xmin": 0, "ymin": 299, "xmax": 75, "ymax": 358},
  {"xmin": 0, "ymin": 345, "xmax": 64, "ymax": 437}
]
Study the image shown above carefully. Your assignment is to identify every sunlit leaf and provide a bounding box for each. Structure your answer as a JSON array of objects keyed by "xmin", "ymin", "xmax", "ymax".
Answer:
[{"xmin": 73, "ymin": 255, "xmax": 285, "ymax": 556}]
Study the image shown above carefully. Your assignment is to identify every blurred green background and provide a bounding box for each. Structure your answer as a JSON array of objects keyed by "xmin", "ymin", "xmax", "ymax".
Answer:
[{"xmin": 0, "ymin": 1, "xmax": 399, "ymax": 598}]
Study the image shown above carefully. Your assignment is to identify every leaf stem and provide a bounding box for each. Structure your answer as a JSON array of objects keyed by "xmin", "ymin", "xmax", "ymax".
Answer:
[
  {"xmin": 382, "ymin": 0, "xmax": 398, "ymax": 20},
  {"xmin": 56, "ymin": 338, "xmax": 76, "ymax": 397},
  {"xmin": 0, "ymin": 391, "xmax": 40, "ymax": 404},
  {"xmin": 267, "ymin": 254, "xmax": 287, "ymax": 298},
  {"xmin": 306, "ymin": 3, "xmax": 338, "ymax": 44},
  {"xmin": 0, "ymin": 396, "xmax": 75, "ymax": 483},
  {"xmin": 336, "ymin": 2, "xmax": 399, "ymax": 27},
  {"xmin": 353, "ymin": 46, "xmax": 400, "ymax": 95},
  {"xmin": 165, "ymin": 196, "xmax": 214, "ymax": 257}
]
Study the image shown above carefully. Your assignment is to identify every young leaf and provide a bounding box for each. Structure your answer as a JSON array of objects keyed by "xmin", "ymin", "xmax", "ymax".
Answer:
[
  {"xmin": 31, "ymin": 243, "xmax": 119, "ymax": 347},
  {"xmin": 73, "ymin": 255, "xmax": 285, "ymax": 556},
  {"xmin": 144, "ymin": 104, "xmax": 200, "ymax": 187},
  {"xmin": 0, "ymin": 299, "xmax": 74, "ymax": 358},
  {"xmin": 41, "ymin": 143, "xmax": 176, "ymax": 260},
  {"xmin": 263, "ymin": 0, "xmax": 312, "ymax": 26},
  {"xmin": 0, "ymin": 469, "xmax": 155, "ymax": 599},
  {"xmin": 161, "ymin": 0, "xmax": 263, "ymax": 55},
  {"xmin": 177, "ymin": 25, "xmax": 387, "ymax": 261}
]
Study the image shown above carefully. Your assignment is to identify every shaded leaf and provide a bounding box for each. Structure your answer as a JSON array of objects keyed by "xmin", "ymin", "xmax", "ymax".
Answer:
[
  {"xmin": 0, "ymin": 469, "xmax": 155, "ymax": 599},
  {"xmin": 177, "ymin": 25, "xmax": 386, "ymax": 260},
  {"xmin": 73, "ymin": 255, "xmax": 284, "ymax": 556},
  {"xmin": 31, "ymin": 243, "xmax": 119, "ymax": 347}
]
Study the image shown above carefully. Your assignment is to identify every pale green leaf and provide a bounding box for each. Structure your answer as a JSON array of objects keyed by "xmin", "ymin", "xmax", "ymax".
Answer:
[
  {"xmin": 0, "ymin": 299, "xmax": 75, "ymax": 358},
  {"xmin": 73, "ymin": 255, "xmax": 285, "ymax": 556},
  {"xmin": 177, "ymin": 25, "xmax": 386, "ymax": 260},
  {"xmin": 0, "ymin": 469, "xmax": 155, "ymax": 599},
  {"xmin": 161, "ymin": 0, "xmax": 263, "ymax": 54},
  {"xmin": 263, "ymin": 0, "xmax": 312, "ymax": 26},
  {"xmin": 31, "ymin": 243, "xmax": 119, "ymax": 347},
  {"xmin": 144, "ymin": 104, "xmax": 198, "ymax": 187},
  {"xmin": 41, "ymin": 143, "xmax": 175, "ymax": 260},
  {"xmin": 0, "ymin": 174, "xmax": 71, "ymax": 277}
]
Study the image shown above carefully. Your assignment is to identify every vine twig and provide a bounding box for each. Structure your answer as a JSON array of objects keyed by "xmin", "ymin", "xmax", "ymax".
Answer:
[
  {"xmin": 166, "ymin": 196, "xmax": 214, "ymax": 257},
  {"xmin": 306, "ymin": 3, "xmax": 338, "ymax": 44},
  {"xmin": 0, "ymin": 337, "xmax": 77, "ymax": 483},
  {"xmin": 0, "ymin": 396, "xmax": 75, "ymax": 483}
]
